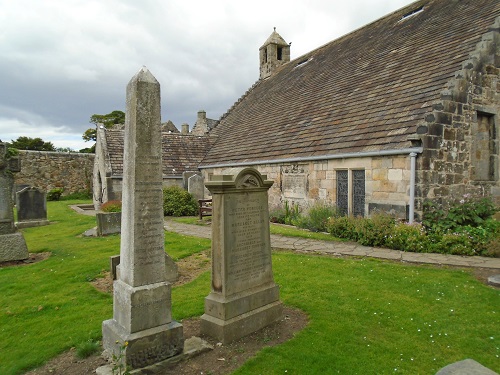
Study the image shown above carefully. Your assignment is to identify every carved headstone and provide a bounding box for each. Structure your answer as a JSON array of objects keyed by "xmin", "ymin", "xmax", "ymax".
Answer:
[
  {"xmin": 0, "ymin": 143, "xmax": 29, "ymax": 262},
  {"xmin": 200, "ymin": 167, "xmax": 282, "ymax": 344},
  {"xmin": 102, "ymin": 68, "xmax": 183, "ymax": 369},
  {"xmin": 16, "ymin": 187, "xmax": 50, "ymax": 229}
]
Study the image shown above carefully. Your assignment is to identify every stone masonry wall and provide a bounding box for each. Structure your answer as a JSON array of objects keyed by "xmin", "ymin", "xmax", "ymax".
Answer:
[
  {"xmin": 15, "ymin": 150, "xmax": 95, "ymax": 195},
  {"xmin": 417, "ymin": 22, "xmax": 500, "ymax": 210},
  {"xmin": 203, "ymin": 153, "xmax": 411, "ymax": 218}
]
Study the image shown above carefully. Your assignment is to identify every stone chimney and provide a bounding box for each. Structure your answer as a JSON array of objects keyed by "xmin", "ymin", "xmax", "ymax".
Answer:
[
  {"xmin": 181, "ymin": 123, "xmax": 189, "ymax": 135},
  {"xmin": 191, "ymin": 110, "xmax": 209, "ymax": 135}
]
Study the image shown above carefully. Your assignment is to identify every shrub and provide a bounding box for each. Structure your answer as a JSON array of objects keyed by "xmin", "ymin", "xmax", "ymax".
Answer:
[
  {"xmin": 386, "ymin": 222, "xmax": 431, "ymax": 253},
  {"xmin": 101, "ymin": 200, "xmax": 122, "ymax": 212},
  {"xmin": 163, "ymin": 186, "xmax": 198, "ymax": 216},
  {"xmin": 269, "ymin": 206, "xmax": 286, "ymax": 224},
  {"xmin": 295, "ymin": 202, "xmax": 341, "ymax": 232},
  {"xmin": 269, "ymin": 201, "xmax": 302, "ymax": 225},
  {"xmin": 47, "ymin": 188, "xmax": 64, "ymax": 201},
  {"xmin": 61, "ymin": 190, "xmax": 92, "ymax": 200},
  {"xmin": 423, "ymin": 195, "xmax": 497, "ymax": 233},
  {"xmin": 355, "ymin": 213, "xmax": 395, "ymax": 247},
  {"xmin": 326, "ymin": 215, "xmax": 359, "ymax": 241}
]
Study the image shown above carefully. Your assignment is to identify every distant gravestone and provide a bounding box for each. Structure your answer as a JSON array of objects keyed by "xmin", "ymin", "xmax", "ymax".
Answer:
[
  {"xmin": 182, "ymin": 171, "xmax": 199, "ymax": 189},
  {"xmin": 102, "ymin": 67, "xmax": 183, "ymax": 369},
  {"xmin": 95, "ymin": 212, "xmax": 121, "ymax": 236},
  {"xmin": 200, "ymin": 167, "xmax": 282, "ymax": 344},
  {"xmin": 16, "ymin": 187, "xmax": 49, "ymax": 229},
  {"xmin": 0, "ymin": 142, "xmax": 29, "ymax": 262},
  {"xmin": 188, "ymin": 174, "xmax": 204, "ymax": 201}
]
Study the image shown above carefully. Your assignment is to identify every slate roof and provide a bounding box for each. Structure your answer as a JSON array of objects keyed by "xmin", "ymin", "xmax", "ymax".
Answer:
[
  {"xmin": 201, "ymin": 0, "xmax": 500, "ymax": 167},
  {"xmin": 104, "ymin": 129, "xmax": 214, "ymax": 177}
]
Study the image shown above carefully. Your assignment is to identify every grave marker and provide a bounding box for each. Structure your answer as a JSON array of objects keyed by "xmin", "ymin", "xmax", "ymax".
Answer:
[
  {"xmin": 0, "ymin": 142, "xmax": 28, "ymax": 262},
  {"xmin": 200, "ymin": 167, "xmax": 282, "ymax": 344},
  {"xmin": 102, "ymin": 67, "xmax": 183, "ymax": 369},
  {"xmin": 188, "ymin": 174, "xmax": 204, "ymax": 201},
  {"xmin": 16, "ymin": 187, "xmax": 50, "ymax": 229}
]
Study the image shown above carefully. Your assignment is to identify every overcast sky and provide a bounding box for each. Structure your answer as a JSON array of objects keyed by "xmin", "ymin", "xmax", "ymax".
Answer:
[{"xmin": 1, "ymin": 0, "xmax": 414, "ymax": 151}]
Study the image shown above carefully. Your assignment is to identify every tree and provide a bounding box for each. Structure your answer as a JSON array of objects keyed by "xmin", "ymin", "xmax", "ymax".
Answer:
[
  {"xmin": 82, "ymin": 110, "xmax": 125, "ymax": 142},
  {"xmin": 10, "ymin": 136, "xmax": 56, "ymax": 151}
]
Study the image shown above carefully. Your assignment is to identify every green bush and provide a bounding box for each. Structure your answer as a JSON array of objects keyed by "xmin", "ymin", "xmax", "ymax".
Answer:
[
  {"xmin": 295, "ymin": 202, "xmax": 341, "ymax": 232},
  {"xmin": 423, "ymin": 195, "xmax": 497, "ymax": 233},
  {"xmin": 61, "ymin": 190, "xmax": 92, "ymax": 200},
  {"xmin": 355, "ymin": 213, "xmax": 395, "ymax": 247},
  {"xmin": 386, "ymin": 222, "xmax": 431, "ymax": 253},
  {"xmin": 47, "ymin": 188, "xmax": 64, "ymax": 201},
  {"xmin": 163, "ymin": 186, "xmax": 198, "ymax": 216},
  {"xmin": 326, "ymin": 215, "xmax": 359, "ymax": 241},
  {"xmin": 101, "ymin": 200, "xmax": 122, "ymax": 212},
  {"xmin": 269, "ymin": 201, "xmax": 302, "ymax": 225}
]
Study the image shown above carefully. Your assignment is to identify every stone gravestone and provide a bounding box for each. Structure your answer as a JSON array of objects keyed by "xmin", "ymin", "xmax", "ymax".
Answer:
[
  {"xmin": 200, "ymin": 167, "xmax": 282, "ymax": 344},
  {"xmin": 102, "ymin": 67, "xmax": 183, "ymax": 369},
  {"xmin": 0, "ymin": 142, "xmax": 29, "ymax": 262},
  {"xmin": 188, "ymin": 174, "xmax": 204, "ymax": 201},
  {"xmin": 16, "ymin": 187, "xmax": 50, "ymax": 229}
]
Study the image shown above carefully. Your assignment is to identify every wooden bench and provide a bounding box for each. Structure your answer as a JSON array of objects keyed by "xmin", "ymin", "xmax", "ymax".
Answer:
[{"xmin": 198, "ymin": 199, "xmax": 212, "ymax": 220}]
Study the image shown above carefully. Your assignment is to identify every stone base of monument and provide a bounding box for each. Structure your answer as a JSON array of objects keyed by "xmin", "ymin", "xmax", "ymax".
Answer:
[
  {"xmin": 16, "ymin": 219, "xmax": 50, "ymax": 229},
  {"xmin": 102, "ymin": 319, "xmax": 184, "ymax": 369},
  {"xmin": 0, "ymin": 232, "xmax": 29, "ymax": 262},
  {"xmin": 96, "ymin": 336, "xmax": 213, "ymax": 375},
  {"xmin": 200, "ymin": 284, "xmax": 283, "ymax": 344}
]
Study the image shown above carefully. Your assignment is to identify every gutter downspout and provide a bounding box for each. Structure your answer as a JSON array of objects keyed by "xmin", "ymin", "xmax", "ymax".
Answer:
[{"xmin": 409, "ymin": 152, "xmax": 417, "ymax": 224}]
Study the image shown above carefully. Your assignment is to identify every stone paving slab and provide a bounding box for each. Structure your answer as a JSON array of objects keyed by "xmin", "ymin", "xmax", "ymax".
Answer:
[{"xmin": 163, "ymin": 220, "xmax": 500, "ymax": 270}]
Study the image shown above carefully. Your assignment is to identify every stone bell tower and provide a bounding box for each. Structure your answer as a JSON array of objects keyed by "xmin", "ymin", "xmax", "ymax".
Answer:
[{"xmin": 259, "ymin": 28, "xmax": 290, "ymax": 80}]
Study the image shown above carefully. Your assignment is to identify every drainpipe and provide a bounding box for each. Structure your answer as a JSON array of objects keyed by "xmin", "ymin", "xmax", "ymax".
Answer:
[{"xmin": 409, "ymin": 152, "xmax": 417, "ymax": 224}]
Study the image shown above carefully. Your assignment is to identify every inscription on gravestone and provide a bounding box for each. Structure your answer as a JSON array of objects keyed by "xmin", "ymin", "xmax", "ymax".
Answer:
[
  {"xmin": 102, "ymin": 67, "xmax": 183, "ymax": 369},
  {"xmin": 200, "ymin": 167, "xmax": 282, "ymax": 344}
]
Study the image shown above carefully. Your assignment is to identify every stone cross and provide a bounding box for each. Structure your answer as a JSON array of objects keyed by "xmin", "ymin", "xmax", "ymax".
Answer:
[
  {"xmin": 0, "ymin": 141, "xmax": 29, "ymax": 261},
  {"xmin": 102, "ymin": 68, "xmax": 183, "ymax": 369}
]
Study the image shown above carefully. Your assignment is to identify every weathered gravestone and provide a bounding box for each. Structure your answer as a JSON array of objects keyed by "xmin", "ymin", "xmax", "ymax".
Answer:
[
  {"xmin": 0, "ymin": 142, "xmax": 29, "ymax": 262},
  {"xmin": 188, "ymin": 174, "xmax": 204, "ymax": 201},
  {"xmin": 200, "ymin": 167, "xmax": 282, "ymax": 344},
  {"xmin": 102, "ymin": 67, "xmax": 183, "ymax": 369},
  {"xmin": 16, "ymin": 187, "xmax": 50, "ymax": 229}
]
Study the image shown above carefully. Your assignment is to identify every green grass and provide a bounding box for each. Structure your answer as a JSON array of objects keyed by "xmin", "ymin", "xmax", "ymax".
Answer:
[{"xmin": 1, "ymin": 201, "xmax": 499, "ymax": 374}]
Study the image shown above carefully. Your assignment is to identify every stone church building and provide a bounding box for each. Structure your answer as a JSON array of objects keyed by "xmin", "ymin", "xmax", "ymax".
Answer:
[{"xmin": 95, "ymin": 0, "xmax": 500, "ymax": 221}]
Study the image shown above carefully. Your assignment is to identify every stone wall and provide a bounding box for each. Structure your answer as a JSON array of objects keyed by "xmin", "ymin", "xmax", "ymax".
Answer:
[
  {"xmin": 203, "ymin": 153, "xmax": 412, "ymax": 219},
  {"xmin": 15, "ymin": 150, "xmax": 95, "ymax": 195},
  {"xmin": 417, "ymin": 28, "xmax": 500, "ymax": 209}
]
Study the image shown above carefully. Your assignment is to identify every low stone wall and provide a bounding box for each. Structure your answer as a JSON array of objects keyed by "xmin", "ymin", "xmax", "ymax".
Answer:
[{"xmin": 14, "ymin": 150, "xmax": 95, "ymax": 195}]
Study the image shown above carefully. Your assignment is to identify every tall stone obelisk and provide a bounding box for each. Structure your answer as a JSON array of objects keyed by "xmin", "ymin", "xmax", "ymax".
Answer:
[{"xmin": 102, "ymin": 67, "xmax": 183, "ymax": 369}]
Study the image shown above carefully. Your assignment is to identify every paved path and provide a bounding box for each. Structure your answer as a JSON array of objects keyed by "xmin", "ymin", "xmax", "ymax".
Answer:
[{"xmin": 164, "ymin": 220, "xmax": 500, "ymax": 270}]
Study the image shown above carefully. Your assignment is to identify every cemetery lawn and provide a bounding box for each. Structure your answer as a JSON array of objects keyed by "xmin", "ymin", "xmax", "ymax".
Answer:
[{"xmin": 0, "ymin": 201, "xmax": 498, "ymax": 374}]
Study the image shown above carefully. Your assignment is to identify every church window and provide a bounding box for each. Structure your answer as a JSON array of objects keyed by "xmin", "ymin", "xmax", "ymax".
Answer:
[
  {"xmin": 277, "ymin": 47, "xmax": 283, "ymax": 61},
  {"xmin": 336, "ymin": 169, "xmax": 365, "ymax": 217}
]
